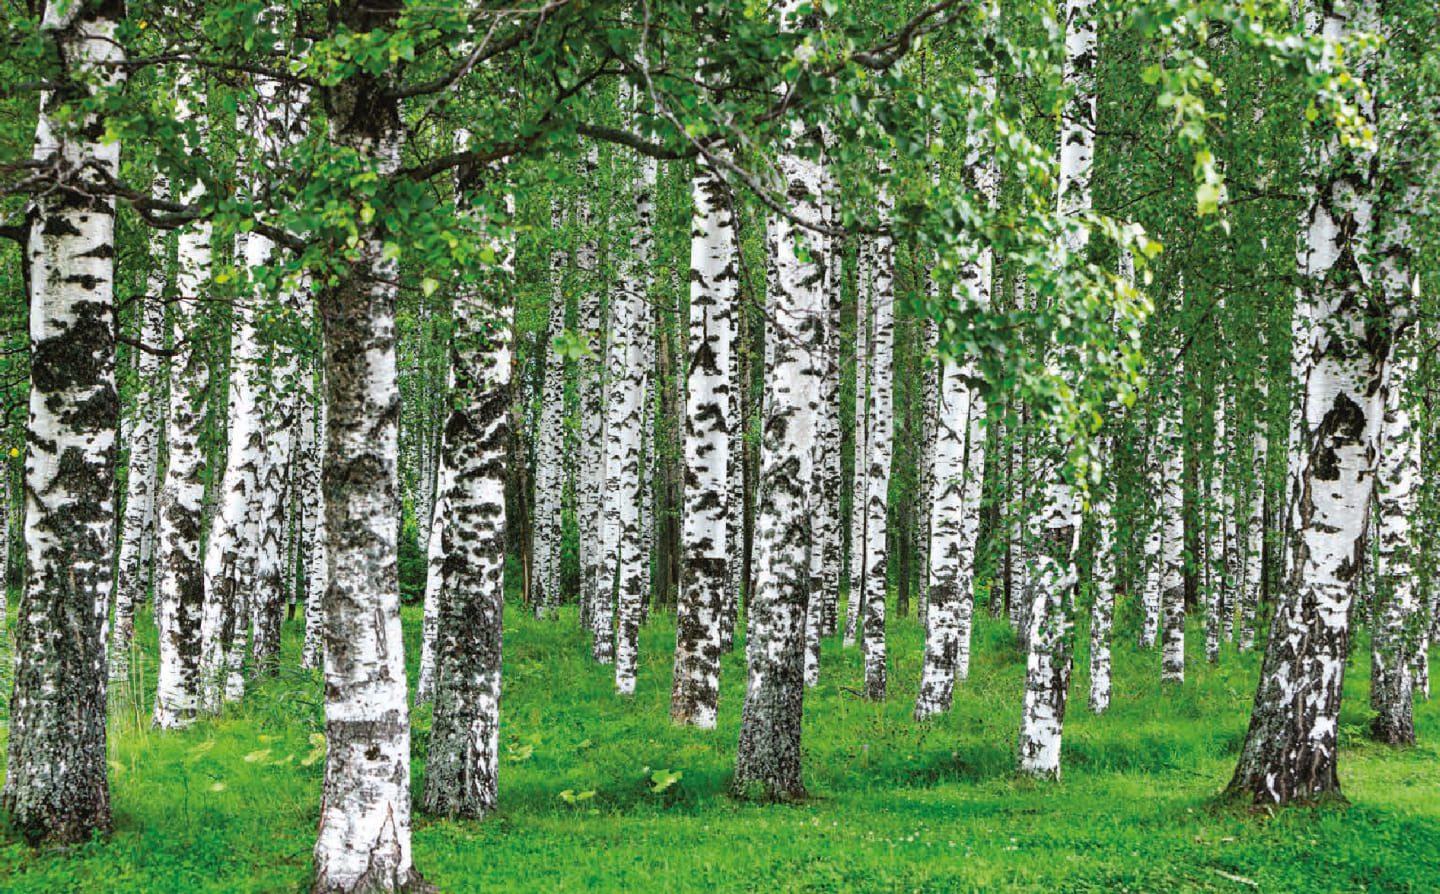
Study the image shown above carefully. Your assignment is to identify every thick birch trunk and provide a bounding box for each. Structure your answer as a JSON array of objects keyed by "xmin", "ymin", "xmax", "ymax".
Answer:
[
  {"xmin": 734, "ymin": 15, "xmax": 822, "ymax": 793},
  {"xmin": 672, "ymin": 136, "xmax": 736, "ymax": 727},
  {"xmin": 311, "ymin": 9, "xmax": 421, "ymax": 885},
  {"xmin": 152, "ymin": 68, "xmax": 211, "ymax": 730},
  {"xmin": 422, "ymin": 188, "xmax": 513, "ymax": 819},
  {"xmin": 1227, "ymin": 2, "xmax": 1386, "ymax": 804},
  {"xmin": 2, "ymin": 0, "xmax": 124, "ymax": 843}
]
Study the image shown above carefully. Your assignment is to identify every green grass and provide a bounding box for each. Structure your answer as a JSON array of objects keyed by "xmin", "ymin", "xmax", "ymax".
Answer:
[{"xmin": 2, "ymin": 592, "xmax": 1438, "ymax": 893}]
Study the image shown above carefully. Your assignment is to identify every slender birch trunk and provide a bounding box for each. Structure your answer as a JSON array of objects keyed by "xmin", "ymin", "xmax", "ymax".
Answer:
[
  {"xmin": 1159, "ymin": 388, "xmax": 1186, "ymax": 684},
  {"xmin": 860, "ymin": 170, "xmax": 896, "ymax": 701},
  {"xmin": 1138, "ymin": 424, "xmax": 1163, "ymax": 648},
  {"xmin": 845, "ymin": 236, "xmax": 871, "ymax": 647},
  {"xmin": 533, "ymin": 200, "xmax": 567, "ymax": 619},
  {"xmin": 251, "ymin": 361, "xmax": 299, "ymax": 674},
  {"xmin": 152, "ymin": 68, "xmax": 212, "ymax": 730},
  {"xmin": 1015, "ymin": 0, "xmax": 1094, "ymax": 779},
  {"xmin": 2, "ymin": 0, "xmax": 124, "ymax": 842},
  {"xmin": 672, "ymin": 129, "xmax": 736, "ymax": 726},
  {"xmin": 299, "ymin": 363, "xmax": 327, "ymax": 670},
  {"xmin": 1371, "ymin": 346, "xmax": 1419, "ymax": 744},
  {"xmin": 1240, "ymin": 374, "xmax": 1267, "ymax": 652},
  {"xmin": 577, "ymin": 146, "xmax": 607, "ymax": 643},
  {"xmin": 1089, "ymin": 472, "xmax": 1116, "ymax": 713},
  {"xmin": 734, "ymin": 5, "xmax": 822, "ymax": 793},
  {"xmin": 112, "ymin": 266, "xmax": 165, "ymax": 676},
  {"xmin": 611, "ymin": 114, "xmax": 656, "ymax": 696},
  {"xmin": 915, "ymin": 57, "xmax": 995, "ymax": 715},
  {"xmin": 415, "ymin": 381, "xmax": 452, "ymax": 704}
]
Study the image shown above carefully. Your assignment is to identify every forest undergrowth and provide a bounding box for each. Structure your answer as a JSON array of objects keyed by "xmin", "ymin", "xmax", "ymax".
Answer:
[{"xmin": 2, "ymin": 576, "xmax": 1436, "ymax": 893}]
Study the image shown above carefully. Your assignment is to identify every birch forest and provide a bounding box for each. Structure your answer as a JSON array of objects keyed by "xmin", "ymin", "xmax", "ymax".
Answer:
[{"xmin": 2, "ymin": 0, "xmax": 1440, "ymax": 891}]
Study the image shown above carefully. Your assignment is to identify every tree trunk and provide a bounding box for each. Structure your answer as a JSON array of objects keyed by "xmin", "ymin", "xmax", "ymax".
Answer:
[
  {"xmin": 300, "ymin": 364, "xmax": 328, "ymax": 670},
  {"xmin": 1015, "ymin": 0, "xmax": 1093, "ymax": 779},
  {"xmin": 152, "ymin": 67, "xmax": 211, "ymax": 729},
  {"xmin": 1227, "ymin": 1, "xmax": 1385, "ymax": 804},
  {"xmin": 112, "ymin": 262, "xmax": 165, "ymax": 679},
  {"xmin": 844, "ymin": 234, "xmax": 871, "ymax": 648},
  {"xmin": 422, "ymin": 182, "xmax": 513, "ymax": 819},
  {"xmin": 533, "ymin": 201, "xmax": 566, "ymax": 619},
  {"xmin": 734, "ymin": 18, "xmax": 823, "ymax": 793},
  {"xmin": 2, "ymin": 0, "xmax": 124, "ymax": 843},
  {"xmin": 311, "ymin": 5, "xmax": 422, "ymax": 885},
  {"xmin": 251, "ymin": 360, "xmax": 299, "ymax": 675},
  {"xmin": 609, "ymin": 103, "xmax": 656, "ymax": 696},
  {"xmin": 1370, "ymin": 347, "xmax": 1419, "ymax": 744},
  {"xmin": 577, "ymin": 146, "xmax": 607, "ymax": 643},
  {"xmin": 672, "ymin": 132, "xmax": 736, "ymax": 727},
  {"xmin": 860, "ymin": 171, "xmax": 896, "ymax": 701},
  {"xmin": 415, "ymin": 415, "xmax": 451, "ymax": 704}
]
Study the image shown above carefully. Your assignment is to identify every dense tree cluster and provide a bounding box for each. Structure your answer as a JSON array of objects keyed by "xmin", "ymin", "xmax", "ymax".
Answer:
[{"xmin": 0, "ymin": 0, "xmax": 1438, "ymax": 890}]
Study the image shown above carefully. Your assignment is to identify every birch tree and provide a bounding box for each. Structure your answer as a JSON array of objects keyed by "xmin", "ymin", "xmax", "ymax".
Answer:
[
  {"xmin": 151, "ymin": 66, "xmax": 211, "ymax": 730},
  {"xmin": 859, "ymin": 169, "xmax": 896, "ymax": 701},
  {"xmin": 2, "ymin": 0, "xmax": 125, "ymax": 843},
  {"xmin": 422, "ymin": 179, "xmax": 514, "ymax": 819},
  {"xmin": 310, "ymin": 5, "xmax": 421, "ymax": 886},
  {"xmin": 111, "ymin": 269, "xmax": 165, "ymax": 676},
  {"xmin": 672, "ymin": 120, "xmax": 736, "ymax": 727},
  {"xmin": 609, "ymin": 91, "xmax": 657, "ymax": 696},
  {"xmin": 734, "ymin": 0, "xmax": 823, "ymax": 797},
  {"xmin": 1226, "ymin": 0, "xmax": 1391, "ymax": 805},
  {"xmin": 1014, "ymin": 0, "xmax": 1095, "ymax": 780}
]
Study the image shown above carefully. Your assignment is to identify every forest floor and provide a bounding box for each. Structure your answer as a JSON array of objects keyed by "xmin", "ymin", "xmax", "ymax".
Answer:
[{"xmin": 1, "ymin": 588, "xmax": 1438, "ymax": 893}]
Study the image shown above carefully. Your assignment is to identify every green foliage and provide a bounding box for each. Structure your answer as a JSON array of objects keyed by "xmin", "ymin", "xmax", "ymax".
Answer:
[
  {"xmin": 398, "ymin": 500, "xmax": 426, "ymax": 606},
  {"xmin": 2, "ymin": 589, "xmax": 1436, "ymax": 892}
]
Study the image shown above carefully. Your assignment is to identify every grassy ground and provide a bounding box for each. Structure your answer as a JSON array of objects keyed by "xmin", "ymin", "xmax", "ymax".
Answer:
[{"xmin": 1, "ymin": 594, "xmax": 1438, "ymax": 893}]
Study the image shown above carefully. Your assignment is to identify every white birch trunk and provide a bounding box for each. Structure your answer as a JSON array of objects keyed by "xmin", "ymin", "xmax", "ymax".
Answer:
[
  {"xmin": 2, "ymin": 0, "xmax": 124, "ymax": 842},
  {"xmin": 1227, "ymin": 1, "xmax": 1386, "ymax": 804},
  {"xmin": 672, "ymin": 127, "xmax": 736, "ymax": 726},
  {"xmin": 734, "ymin": 3, "xmax": 822, "ymax": 795},
  {"xmin": 533, "ymin": 200, "xmax": 567, "ymax": 619},
  {"xmin": 112, "ymin": 259, "xmax": 166, "ymax": 677},
  {"xmin": 1016, "ymin": 0, "xmax": 1094, "ymax": 779},
  {"xmin": 415, "ymin": 382, "xmax": 453, "ymax": 705},
  {"xmin": 844, "ymin": 236, "xmax": 871, "ymax": 648},
  {"xmin": 299, "ymin": 364, "xmax": 327, "ymax": 670},
  {"xmin": 610, "ymin": 111, "xmax": 656, "ymax": 696},
  {"xmin": 421, "ymin": 186, "xmax": 514, "ymax": 818},
  {"xmin": 251, "ymin": 356, "xmax": 299, "ymax": 674},
  {"xmin": 860, "ymin": 170, "xmax": 896, "ymax": 702},
  {"xmin": 152, "ymin": 68, "xmax": 212, "ymax": 730},
  {"xmin": 577, "ymin": 146, "xmax": 608, "ymax": 644},
  {"xmin": 311, "ymin": 62, "xmax": 420, "ymax": 888}
]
